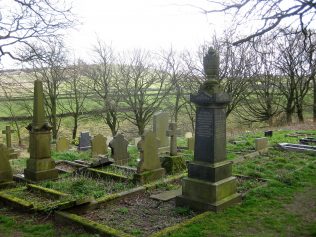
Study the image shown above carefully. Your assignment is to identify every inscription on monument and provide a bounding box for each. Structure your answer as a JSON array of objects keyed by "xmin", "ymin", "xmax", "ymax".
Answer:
[{"xmin": 196, "ymin": 109, "xmax": 213, "ymax": 138}]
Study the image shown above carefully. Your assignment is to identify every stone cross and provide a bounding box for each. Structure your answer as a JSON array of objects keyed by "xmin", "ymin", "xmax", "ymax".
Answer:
[
  {"xmin": 166, "ymin": 122, "xmax": 181, "ymax": 156},
  {"xmin": 2, "ymin": 126, "xmax": 15, "ymax": 148}
]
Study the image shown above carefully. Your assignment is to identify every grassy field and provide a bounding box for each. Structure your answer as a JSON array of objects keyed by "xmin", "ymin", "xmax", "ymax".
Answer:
[{"xmin": 0, "ymin": 129, "xmax": 315, "ymax": 236}]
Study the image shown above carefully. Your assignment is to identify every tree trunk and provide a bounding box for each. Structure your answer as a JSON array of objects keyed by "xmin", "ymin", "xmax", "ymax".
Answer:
[
  {"xmin": 296, "ymin": 100, "xmax": 304, "ymax": 122},
  {"xmin": 52, "ymin": 99, "xmax": 58, "ymax": 140},
  {"xmin": 314, "ymin": 79, "xmax": 316, "ymax": 122},
  {"xmin": 174, "ymin": 88, "xmax": 180, "ymax": 122},
  {"xmin": 72, "ymin": 115, "xmax": 78, "ymax": 140}
]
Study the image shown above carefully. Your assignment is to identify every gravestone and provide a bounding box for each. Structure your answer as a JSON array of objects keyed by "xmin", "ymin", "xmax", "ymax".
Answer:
[
  {"xmin": 162, "ymin": 122, "xmax": 186, "ymax": 174},
  {"xmin": 78, "ymin": 132, "xmax": 91, "ymax": 151},
  {"xmin": 134, "ymin": 137, "xmax": 141, "ymax": 146},
  {"xmin": 187, "ymin": 137, "xmax": 195, "ymax": 151},
  {"xmin": 264, "ymin": 130, "xmax": 273, "ymax": 137},
  {"xmin": 0, "ymin": 144, "xmax": 13, "ymax": 186},
  {"xmin": 153, "ymin": 111, "xmax": 170, "ymax": 155},
  {"xmin": 109, "ymin": 133, "xmax": 129, "ymax": 165},
  {"xmin": 176, "ymin": 48, "xmax": 241, "ymax": 212},
  {"xmin": 2, "ymin": 126, "xmax": 18, "ymax": 159},
  {"xmin": 91, "ymin": 134, "xmax": 107, "ymax": 157},
  {"xmin": 255, "ymin": 137, "xmax": 268, "ymax": 152},
  {"xmin": 299, "ymin": 137, "xmax": 316, "ymax": 145},
  {"xmin": 107, "ymin": 136, "xmax": 113, "ymax": 146},
  {"xmin": 56, "ymin": 137, "xmax": 70, "ymax": 152},
  {"xmin": 185, "ymin": 132, "xmax": 193, "ymax": 139},
  {"xmin": 24, "ymin": 80, "xmax": 58, "ymax": 182},
  {"xmin": 134, "ymin": 130, "xmax": 165, "ymax": 183},
  {"xmin": 166, "ymin": 122, "xmax": 181, "ymax": 156}
]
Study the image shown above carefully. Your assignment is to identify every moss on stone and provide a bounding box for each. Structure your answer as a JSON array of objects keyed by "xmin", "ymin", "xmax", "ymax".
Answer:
[{"xmin": 55, "ymin": 211, "xmax": 133, "ymax": 237}]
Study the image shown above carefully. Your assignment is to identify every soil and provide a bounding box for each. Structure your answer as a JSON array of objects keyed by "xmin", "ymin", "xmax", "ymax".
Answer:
[{"xmin": 82, "ymin": 189, "xmax": 198, "ymax": 237}]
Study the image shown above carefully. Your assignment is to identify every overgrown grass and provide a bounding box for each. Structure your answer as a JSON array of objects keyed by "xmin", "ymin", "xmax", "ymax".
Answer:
[{"xmin": 41, "ymin": 174, "xmax": 136, "ymax": 199}]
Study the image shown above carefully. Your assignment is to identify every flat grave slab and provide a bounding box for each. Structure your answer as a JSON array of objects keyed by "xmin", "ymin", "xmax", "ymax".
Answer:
[
  {"xmin": 278, "ymin": 143, "xmax": 316, "ymax": 153},
  {"xmin": 150, "ymin": 188, "xmax": 182, "ymax": 201}
]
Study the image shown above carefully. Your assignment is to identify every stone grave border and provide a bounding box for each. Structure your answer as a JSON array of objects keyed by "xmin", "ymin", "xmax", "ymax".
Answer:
[
  {"xmin": 0, "ymin": 184, "xmax": 75, "ymax": 212},
  {"xmin": 54, "ymin": 173, "xmax": 186, "ymax": 237}
]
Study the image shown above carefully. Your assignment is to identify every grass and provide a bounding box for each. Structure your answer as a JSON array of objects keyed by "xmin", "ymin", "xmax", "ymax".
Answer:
[
  {"xmin": 161, "ymin": 148, "xmax": 316, "ymax": 236},
  {"xmin": 2, "ymin": 129, "xmax": 316, "ymax": 236},
  {"xmin": 40, "ymin": 174, "xmax": 136, "ymax": 199}
]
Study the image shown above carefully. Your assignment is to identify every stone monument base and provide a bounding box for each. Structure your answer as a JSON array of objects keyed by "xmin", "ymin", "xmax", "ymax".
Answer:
[
  {"xmin": 24, "ymin": 168, "xmax": 58, "ymax": 182},
  {"xmin": 133, "ymin": 168, "xmax": 165, "ymax": 184},
  {"xmin": 176, "ymin": 176, "xmax": 241, "ymax": 212},
  {"xmin": 161, "ymin": 155, "xmax": 186, "ymax": 174}
]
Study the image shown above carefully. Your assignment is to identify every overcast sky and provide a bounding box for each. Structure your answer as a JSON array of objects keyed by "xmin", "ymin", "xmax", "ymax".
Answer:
[{"xmin": 65, "ymin": 0, "xmax": 229, "ymax": 62}]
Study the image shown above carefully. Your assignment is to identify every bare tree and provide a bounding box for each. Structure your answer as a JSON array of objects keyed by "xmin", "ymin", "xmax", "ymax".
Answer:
[
  {"xmin": 160, "ymin": 48, "xmax": 188, "ymax": 122},
  {"xmin": 211, "ymin": 33, "xmax": 252, "ymax": 117},
  {"xmin": 237, "ymin": 37, "xmax": 282, "ymax": 125},
  {"xmin": 200, "ymin": 0, "xmax": 316, "ymax": 45},
  {"xmin": 116, "ymin": 49, "xmax": 172, "ymax": 135},
  {"xmin": 275, "ymin": 30, "xmax": 314, "ymax": 123},
  {"xmin": 60, "ymin": 59, "xmax": 88, "ymax": 140},
  {"xmin": 28, "ymin": 40, "xmax": 68, "ymax": 139},
  {"xmin": 84, "ymin": 41, "xmax": 120, "ymax": 136},
  {"xmin": 0, "ymin": 0, "xmax": 74, "ymax": 62}
]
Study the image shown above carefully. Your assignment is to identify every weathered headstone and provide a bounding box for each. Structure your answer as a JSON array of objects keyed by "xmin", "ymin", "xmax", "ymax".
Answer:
[
  {"xmin": 24, "ymin": 80, "xmax": 58, "ymax": 182},
  {"xmin": 109, "ymin": 133, "xmax": 129, "ymax": 165},
  {"xmin": 2, "ymin": 126, "xmax": 18, "ymax": 159},
  {"xmin": 78, "ymin": 131, "xmax": 91, "ymax": 151},
  {"xmin": 255, "ymin": 137, "xmax": 268, "ymax": 152},
  {"xmin": 134, "ymin": 137, "xmax": 141, "ymax": 146},
  {"xmin": 107, "ymin": 136, "xmax": 113, "ymax": 146},
  {"xmin": 185, "ymin": 132, "xmax": 193, "ymax": 138},
  {"xmin": 91, "ymin": 134, "xmax": 107, "ymax": 157},
  {"xmin": 0, "ymin": 144, "xmax": 13, "ymax": 185},
  {"xmin": 134, "ymin": 130, "xmax": 165, "ymax": 183},
  {"xmin": 264, "ymin": 130, "xmax": 273, "ymax": 137},
  {"xmin": 187, "ymin": 137, "xmax": 195, "ymax": 151},
  {"xmin": 176, "ymin": 48, "xmax": 241, "ymax": 212},
  {"xmin": 56, "ymin": 137, "xmax": 70, "ymax": 152},
  {"xmin": 153, "ymin": 111, "xmax": 170, "ymax": 154}
]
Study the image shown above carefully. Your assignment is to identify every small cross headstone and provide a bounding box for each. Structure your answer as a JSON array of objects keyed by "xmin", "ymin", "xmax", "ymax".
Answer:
[
  {"xmin": 2, "ymin": 126, "xmax": 15, "ymax": 148},
  {"xmin": 134, "ymin": 130, "xmax": 165, "ymax": 183},
  {"xmin": 78, "ymin": 132, "xmax": 91, "ymax": 151},
  {"xmin": 109, "ymin": 133, "xmax": 129, "ymax": 165},
  {"xmin": 0, "ymin": 144, "xmax": 13, "ymax": 183},
  {"xmin": 166, "ymin": 122, "xmax": 181, "ymax": 156},
  {"xmin": 2, "ymin": 126, "xmax": 18, "ymax": 159},
  {"xmin": 56, "ymin": 137, "xmax": 70, "ymax": 152},
  {"xmin": 91, "ymin": 134, "xmax": 107, "ymax": 156}
]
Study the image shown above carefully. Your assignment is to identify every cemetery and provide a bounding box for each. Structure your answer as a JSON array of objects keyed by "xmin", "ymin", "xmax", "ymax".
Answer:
[{"xmin": 0, "ymin": 45, "xmax": 314, "ymax": 237}]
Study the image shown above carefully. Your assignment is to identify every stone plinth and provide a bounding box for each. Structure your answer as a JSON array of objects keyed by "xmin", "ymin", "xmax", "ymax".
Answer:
[{"xmin": 176, "ymin": 48, "xmax": 240, "ymax": 212}]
